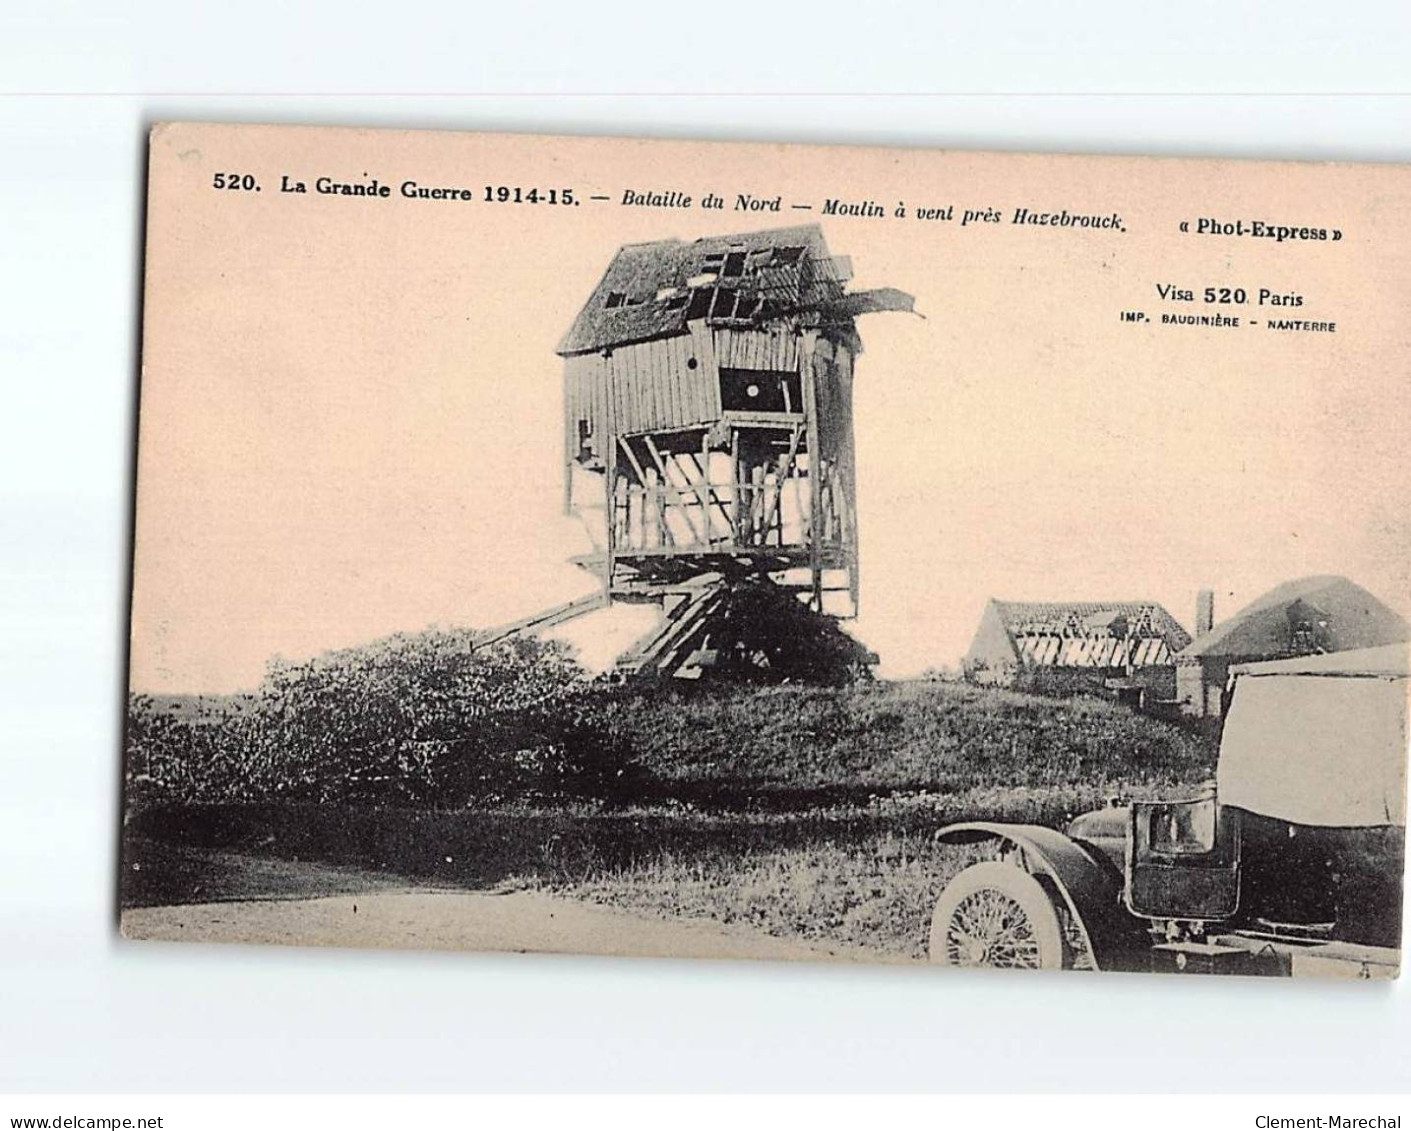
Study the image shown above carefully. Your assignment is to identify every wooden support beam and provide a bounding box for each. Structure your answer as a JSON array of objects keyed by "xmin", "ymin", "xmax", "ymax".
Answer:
[
  {"xmin": 790, "ymin": 449, "xmax": 806, "ymax": 548},
  {"xmin": 478, "ymin": 590, "xmax": 610, "ymax": 648},
  {"xmin": 730, "ymin": 428, "xmax": 746, "ymax": 543},
  {"xmin": 761, "ymin": 424, "xmax": 802, "ymax": 547},
  {"xmin": 615, "ymin": 582, "xmax": 724, "ymax": 676},
  {"xmin": 645, "ymin": 471, "xmax": 662, "ymax": 548},
  {"xmin": 749, "ymin": 463, "xmax": 766, "ymax": 544},
  {"xmin": 603, "ymin": 428, "xmax": 617, "ymax": 600},
  {"xmin": 643, "ymin": 434, "xmax": 708, "ymax": 545},
  {"xmin": 618, "ymin": 437, "xmax": 674, "ymax": 548},
  {"xmin": 829, "ymin": 346, "xmax": 860, "ymax": 616},
  {"xmin": 817, "ymin": 466, "xmax": 834, "ymax": 542},
  {"xmin": 616, "ymin": 433, "xmax": 649, "ymax": 486},
  {"xmin": 676, "ymin": 447, "xmax": 717, "ymax": 542},
  {"xmin": 614, "ymin": 473, "xmax": 629, "ymax": 547},
  {"xmin": 684, "ymin": 450, "xmax": 734, "ymax": 534},
  {"xmin": 701, "ymin": 430, "xmax": 727, "ymax": 539},
  {"xmin": 801, "ymin": 331, "xmax": 823, "ymax": 610}
]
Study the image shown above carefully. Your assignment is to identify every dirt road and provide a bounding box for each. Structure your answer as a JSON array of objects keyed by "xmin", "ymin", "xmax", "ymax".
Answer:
[{"xmin": 121, "ymin": 887, "xmax": 890, "ymax": 963}]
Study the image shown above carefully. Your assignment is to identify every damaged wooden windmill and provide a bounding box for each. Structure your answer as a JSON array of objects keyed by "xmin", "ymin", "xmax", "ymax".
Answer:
[{"xmin": 490, "ymin": 225, "xmax": 917, "ymax": 683}]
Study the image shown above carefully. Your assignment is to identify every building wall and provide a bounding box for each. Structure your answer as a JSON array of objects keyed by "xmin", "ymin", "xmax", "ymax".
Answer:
[
  {"xmin": 1176, "ymin": 658, "xmax": 1206, "ymax": 716},
  {"xmin": 1018, "ymin": 664, "xmax": 1177, "ymax": 701},
  {"xmin": 1133, "ymin": 664, "xmax": 1178, "ymax": 701},
  {"xmin": 1177, "ymin": 655, "xmax": 1232, "ymax": 718},
  {"xmin": 968, "ymin": 661, "xmax": 1018, "ymax": 687},
  {"xmin": 963, "ymin": 601, "xmax": 1021, "ymax": 681}
]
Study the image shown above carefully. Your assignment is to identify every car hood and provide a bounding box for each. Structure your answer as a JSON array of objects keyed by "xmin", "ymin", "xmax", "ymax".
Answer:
[{"xmin": 1066, "ymin": 805, "xmax": 1129, "ymax": 871}]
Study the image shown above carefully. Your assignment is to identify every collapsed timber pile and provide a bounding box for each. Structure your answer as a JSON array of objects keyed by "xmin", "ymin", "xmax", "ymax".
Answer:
[{"xmin": 612, "ymin": 574, "xmax": 878, "ymax": 684}]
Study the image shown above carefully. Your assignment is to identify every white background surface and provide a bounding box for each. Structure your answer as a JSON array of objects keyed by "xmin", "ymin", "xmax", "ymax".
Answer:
[{"xmin": 3, "ymin": 1, "xmax": 1411, "ymax": 1094}]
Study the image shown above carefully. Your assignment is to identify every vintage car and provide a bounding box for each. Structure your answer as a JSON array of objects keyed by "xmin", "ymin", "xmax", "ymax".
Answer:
[{"xmin": 928, "ymin": 644, "xmax": 1408, "ymax": 978}]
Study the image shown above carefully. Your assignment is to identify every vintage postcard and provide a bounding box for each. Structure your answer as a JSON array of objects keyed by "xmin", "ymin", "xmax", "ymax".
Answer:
[{"xmin": 123, "ymin": 122, "xmax": 1409, "ymax": 978}]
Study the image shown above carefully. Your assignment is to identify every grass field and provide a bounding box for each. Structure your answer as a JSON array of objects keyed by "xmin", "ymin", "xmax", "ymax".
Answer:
[{"xmin": 125, "ymin": 678, "xmax": 1217, "ymax": 957}]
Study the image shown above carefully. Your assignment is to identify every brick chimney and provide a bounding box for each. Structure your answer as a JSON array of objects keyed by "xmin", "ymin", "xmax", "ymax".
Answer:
[{"xmin": 1195, "ymin": 589, "xmax": 1215, "ymax": 637}]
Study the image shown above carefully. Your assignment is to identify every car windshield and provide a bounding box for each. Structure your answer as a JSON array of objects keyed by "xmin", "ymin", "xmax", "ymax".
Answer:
[{"xmin": 1148, "ymin": 798, "xmax": 1217, "ymax": 854}]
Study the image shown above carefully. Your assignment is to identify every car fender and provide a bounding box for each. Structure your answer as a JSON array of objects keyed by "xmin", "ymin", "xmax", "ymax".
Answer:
[{"xmin": 936, "ymin": 821, "xmax": 1147, "ymax": 972}]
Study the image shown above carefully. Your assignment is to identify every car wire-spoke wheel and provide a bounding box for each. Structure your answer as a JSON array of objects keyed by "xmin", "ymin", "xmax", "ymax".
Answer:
[
  {"xmin": 946, "ymin": 888, "xmax": 1043, "ymax": 967},
  {"xmin": 929, "ymin": 861, "xmax": 1067, "ymax": 970}
]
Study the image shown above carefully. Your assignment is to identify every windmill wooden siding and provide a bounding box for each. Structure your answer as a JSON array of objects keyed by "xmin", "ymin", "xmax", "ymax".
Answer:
[
  {"xmin": 564, "ymin": 325, "xmax": 815, "ymax": 462},
  {"xmin": 713, "ymin": 327, "xmax": 800, "ymax": 373},
  {"xmin": 564, "ymin": 330, "xmax": 721, "ymax": 461}
]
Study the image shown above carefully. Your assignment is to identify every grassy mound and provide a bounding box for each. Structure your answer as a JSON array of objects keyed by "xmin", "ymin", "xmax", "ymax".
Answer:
[{"xmin": 581, "ymin": 678, "xmax": 1215, "ymax": 804}]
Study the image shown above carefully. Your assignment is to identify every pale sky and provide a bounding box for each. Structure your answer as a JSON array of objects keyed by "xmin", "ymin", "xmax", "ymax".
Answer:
[{"xmin": 131, "ymin": 124, "xmax": 1411, "ymax": 692}]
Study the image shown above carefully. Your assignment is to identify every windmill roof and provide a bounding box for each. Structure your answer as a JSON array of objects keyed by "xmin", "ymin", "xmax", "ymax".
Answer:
[{"xmin": 557, "ymin": 224, "xmax": 917, "ymax": 356}]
